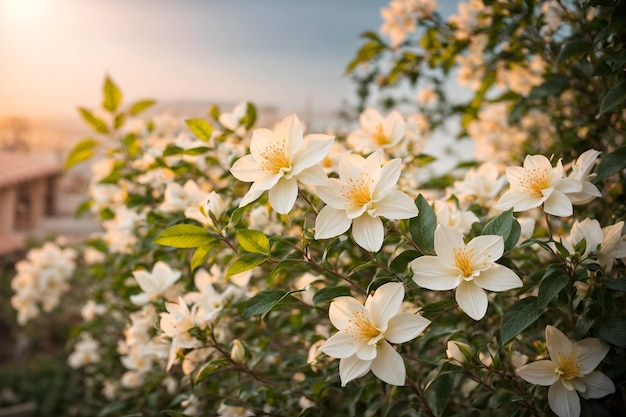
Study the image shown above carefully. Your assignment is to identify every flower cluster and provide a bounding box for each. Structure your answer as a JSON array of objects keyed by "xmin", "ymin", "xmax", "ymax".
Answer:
[
  {"xmin": 10, "ymin": 241, "xmax": 77, "ymax": 325},
  {"xmin": 6, "ymin": 0, "xmax": 626, "ymax": 415}
]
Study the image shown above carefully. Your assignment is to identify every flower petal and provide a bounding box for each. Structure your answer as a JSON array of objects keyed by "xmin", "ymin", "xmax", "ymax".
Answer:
[
  {"xmin": 385, "ymin": 313, "xmax": 430, "ymax": 344},
  {"xmin": 338, "ymin": 153, "xmax": 366, "ymax": 181},
  {"xmin": 370, "ymin": 341, "xmax": 406, "ymax": 386},
  {"xmin": 314, "ymin": 206, "xmax": 351, "ymax": 240},
  {"xmin": 411, "ymin": 256, "xmax": 460, "ymax": 290},
  {"xmin": 467, "ymin": 235, "xmax": 504, "ymax": 266},
  {"xmin": 548, "ymin": 380, "xmax": 581, "ymax": 417},
  {"xmin": 579, "ymin": 371, "xmax": 615, "ymax": 399},
  {"xmin": 544, "ymin": 190, "xmax": 574, "ymax": 217},
  {"xmin": 268, "ymin": 177, "xmax": 298, "ymax": 214},
  {"xmin": 292, "ymin": 136, "xmax": 334, "ymax": 174},
  {"xmin": 296, "ymin": 164, "xmax": 328, "ymax": 186},
  {"xmin": 328, "ymin": 296, "xmax": 367, "ymax": 331},
  {"xmin": 230, "ymin": 154, "xmax": 263, "ymax": 182},
  {"xmin": 316, "ymin": 179, "xmax": 347, "ymax": 208},
  {"xmin": 546, "ymin": 326, "xmax": 575, "ymax": 362},
  {"xmin": 473, "ymin": 265, "xmax": 522, "ymax": 292},
  {"xmin": 373, "ymin": 158, "xmax": 402, "ymax": 197},
  {"xmin": 369, "ymin": 282, "xmax": 404, "ymax": 328},
  {"xmin": 274, "ymin": 114, "xmax": 303, "ymax": 156},
  {"xmin": 455, "ymin": 280, "xmax": 488, "ymax": 320},
  {"xmin": 374, "ymin": 190, "xmax": 418, "ymax": 220},
  {"xmin": 320, "ymin": 331, "xmax": 356, "ymax": 359},
  {"xmin": 434, "ymin": 225, "xmax": 465, "ymax": 267},
  {"xmin": 517, "ymin": 360, "xmax": 559, "ymax": 386},
  {"xmin": 575, "ymin": 338, "xmax": 610, "ymax": 375},
  {"xmin": 352, "ymin": 214, "xmax": 384, "ymax": 252},
  {"xmin": 495, "ymin": 189, "xmax": 544, "ymax": 212},
  {"xmin": 339, "ymin": 355, "xmax": 372, "ymax": 387},
  {"xmin": 238, "ymin": 186, "xmax": 266, "ymax": 208}
]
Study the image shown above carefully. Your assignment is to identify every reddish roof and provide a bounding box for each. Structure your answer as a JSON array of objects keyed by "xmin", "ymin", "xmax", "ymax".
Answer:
[{"xmin": 0, "ymin": 152, "xmax": 62, "ymax": 189}]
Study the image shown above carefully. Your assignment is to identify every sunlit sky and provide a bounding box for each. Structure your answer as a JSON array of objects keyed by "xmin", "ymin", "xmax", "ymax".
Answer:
[{"xmin": 0, "ymin": 0, "xmax": 393, "ymax": 119}]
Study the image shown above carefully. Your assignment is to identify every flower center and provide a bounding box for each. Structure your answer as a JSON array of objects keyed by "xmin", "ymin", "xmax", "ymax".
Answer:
[
  {"xmin": 342, "ymin": 173, "xmax": 373, "ymax": 209},
  {"xmin": 372, "ymin": 124, "xmax": 391, "ymax": 146},
  {"xmin": 258, "ymin": 140, "xmax": 291, "ymax": 175},
  {"xmin": 348, "ymin": 311, "xmax": 383, "ymax": 344},
  {"xmin": 453, "ymin": 247, "xmax": 475, "ymax": 278},
  {"xmin": 519, "ymin": 167, "xmax": 551, "ymax": 197},
  {"xmin": 555, "ymin": 352, "xmax": 582, "ymax": 381}
]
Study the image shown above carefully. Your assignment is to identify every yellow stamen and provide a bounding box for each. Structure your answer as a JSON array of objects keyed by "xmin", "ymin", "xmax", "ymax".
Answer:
[
  {"xmin": 259, "ymin": 140, "xmax": 291, "ymax": 174},
  {"xmin": 555, "ymin": 352, "xmax": 582, "ymax": 381},
  {"xmin": 342, "ymin": 174, "xmax": 373, "ymax": 208},
  {"xmin": 348, "ymin": 311, "xmax": 382, "ymax": 341},
  {"xmin": 454, "ymin": 247, "xmax": 474, "ymax": 278},
  {"xmin": 519, "ymin": 167, "xmax": 551, "ymax": 197},
  {"xmin": 372, "ymin": 124, "xmax": 390, "ymax": 146}
]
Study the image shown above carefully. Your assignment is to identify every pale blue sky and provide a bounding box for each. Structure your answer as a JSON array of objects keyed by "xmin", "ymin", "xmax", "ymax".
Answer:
[{"xmin": 0, "ymin": 0, "xmax": 392, "ymax": 118}]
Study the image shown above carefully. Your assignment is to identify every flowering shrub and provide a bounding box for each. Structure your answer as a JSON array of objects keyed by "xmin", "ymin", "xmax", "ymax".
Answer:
[{"xmin": 8, "ymin": 1, "xmax": 626, "ymax": 416}]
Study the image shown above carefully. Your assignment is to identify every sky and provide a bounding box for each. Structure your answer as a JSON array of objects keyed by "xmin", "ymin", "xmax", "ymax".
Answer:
[{"xmin": 0, "ymin": 0, "xmax": 390, "ymax": 120}]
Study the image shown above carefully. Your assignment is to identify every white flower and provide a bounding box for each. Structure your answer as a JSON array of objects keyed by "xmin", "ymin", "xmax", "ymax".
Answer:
[
  {"xmin": 230, "ymin": 114, "xmax": 334, "ymax": 214},
  {"xmin": 347, "ymin": 108, "xmax": 406, "ymax": 153},
  {"xmin": 411, "ymin": 225, "xmax": 523, "ymax": 320},
  {"xmin": 495, "ymin": 155, "xmax": 582, "ymax": 217},
  {"xmin": 68, "ymin": 332, "xmax": 101, "ymax": 369},
  {"xmin": 517, "ymin": 326, "xmax": 615, "ymax": 417},
  {"xmin": 130, "ymin": 261, "xmax": 181, "ymax": 305},
  {"xmin": 219, "ymin": 101, "xmax": 248, "ymax": 136},
  {"xmin": 159, "ymin": 179, "xmax": 208, "ymax": 213},
  {"xmin": 320, "ymin": 282, "xmax": 430, "ymax": 386},
  {"xmin": 452, "ymin": 161, "xmax": 507, "ymax": 205},
  {"xmin": 315, "ymin": 153, "xmax": 418, "ymax": 252},
  {"xmin": 160, "ymin": 297, "xmax": 203, "ymax": 371},
  {"xmin": 566, "ymin": 149, "xmax": 602, "ymax": 205},
  {"xmin": 433, "ymin": 199, "xmax": 479, "ymax": 234}
]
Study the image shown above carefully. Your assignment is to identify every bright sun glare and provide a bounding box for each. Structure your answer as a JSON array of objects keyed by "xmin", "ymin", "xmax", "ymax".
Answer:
[{"xmin": 1, "ymin": 0, "xmax": 50, "ymax": 23}]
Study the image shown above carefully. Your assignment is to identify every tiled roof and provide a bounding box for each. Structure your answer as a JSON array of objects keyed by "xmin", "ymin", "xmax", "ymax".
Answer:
[{"xmin": 0, "ymin": 152, "xmax": 62, "ymax": 189}]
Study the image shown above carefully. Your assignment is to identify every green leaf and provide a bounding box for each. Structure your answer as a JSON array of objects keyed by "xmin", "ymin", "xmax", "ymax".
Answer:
[
  {"xmin": 128, "ymin": 99, "xmax": 156, "ymax": 116},
  {"xmin": 425, "ymin": 370, "xmax": 460, "ymax": 416},
  {"xmin": 408, "ymin": 194, "xmax": 436, "ymax": 254},
  {"xmin": 237, "ymin": 229, "xmax": 270, "ymax": 255},
  {"xmin": 78, "ymin": 107, "xmax": 109, "ymax": 134},
  {"xmin": 527, "ymin": 76, "xmax": 569, "ymax": 100},
  {"xmin": 537, "ymin": 268, "xmax": 569, "ymax": 309},
  {"xmin": 482, "ymin": 209, "xmax": 521, "ymax": 252},
  {"xmin": 113, "ymin": 112, "xmax": 125, "ymax": 129},
  {"xmin": 226, "ymin": 253, "xmax": 267, "ymax": 278},
  {"xmin": 243, "ymin": 289, "xmax": 298, "ymax": 318},
  {"xmin": 163, "ymin": 144, "xmax": 184, "ymax": 156},
  {"xmin": 593, "ymin": 145, "xmax": 626, "ymax": 184},
  {"xmin": 598, "ymin": 317, "xmax": 626, "ymax": 347},
  {"xmin": 242, "ymin": 102, "xmax": 257, "ymax": 129},
  {"xmin": 186, "ymin": 118, "xmax": 213, "ymax": 142},
  {"xmin": 193, "ymin": 357, "xmax": 228, "ymax": 384},
  {"xmin": 603, "ymin": 278, "xmax": 626, "ymax": 292},
  {"xmin": 229, "ymin": 207, "xmax": 245, "ymax": 227},
  {"xmin": 557, "ymin": 39, "xmax": 592, "ymax": 63},
  {"xmin": 64, "ymin": 138, "xmax": 99, "ymax": 169},
  {"xmin": 103, "ymin": 76, "xmax": 122, "ymax": 112},
  {"xmin": 160, "ymin": 410, "xmax": 186, "ymax": 417},
  {"xmin": 389, "ymin": 250, "xmax": 419, "ymax": 275},
  {"xmin": 154, "ymin": 224, "xmax": 216, "ymax": 248},
  {"xmin": 312, "ymin": 286, "xmax": 351, "ymax": 305},
  {"xmin": 183, "ymin": 146, "xmax": 211, "ymax": 156},
  {"xmin": 599, "ymin": 81, "xmax": 626, "ymax": 115},
  {"xmin": 345, "ymin": 41, "xmax": 386, "ymax": 74},
  {"xmin": 500, "ymin": 296, "xmax": 542, "ymax": 345},
  {"xmin": 191, "ymin": 245, "xmax": 212, "ymax": 271}
]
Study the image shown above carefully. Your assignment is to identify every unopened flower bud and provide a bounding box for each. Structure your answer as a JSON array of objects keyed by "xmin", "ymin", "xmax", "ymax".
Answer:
[
  {"xmin": 230, "ymin": 339, "xmax": 246, "ymax": 363},
  {"xmin": 446, "ymin": 340, "xmax": 472, "ymax": 366}
]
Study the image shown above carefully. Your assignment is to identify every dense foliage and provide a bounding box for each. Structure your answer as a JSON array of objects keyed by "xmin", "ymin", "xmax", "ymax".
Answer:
[{"xmin": 5, "ymin": 1, "xmax": 626, "ymax": 416}]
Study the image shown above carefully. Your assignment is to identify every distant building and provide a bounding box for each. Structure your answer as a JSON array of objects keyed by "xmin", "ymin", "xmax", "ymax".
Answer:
[{"xmin": 0, "ymin": 152, "xmax": 62, "ymax": 255}]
